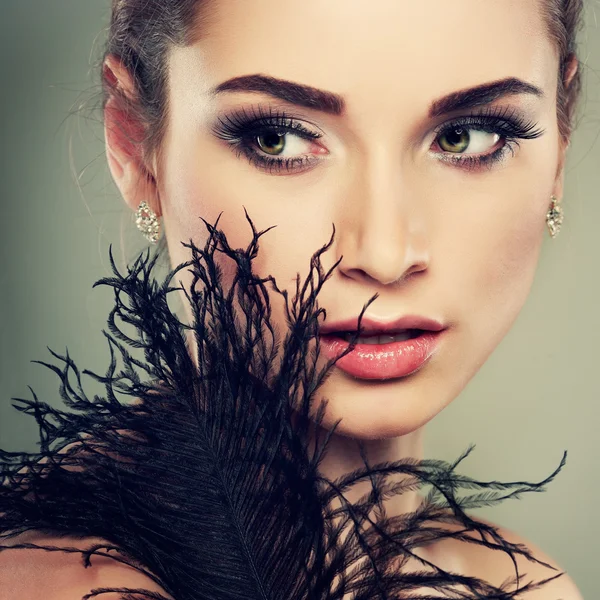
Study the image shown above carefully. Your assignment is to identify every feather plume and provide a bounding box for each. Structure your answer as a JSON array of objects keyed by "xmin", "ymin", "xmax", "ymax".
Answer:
[{"xmin": 0, "ymin": 210, "xmax": 568, "ymax": 599}]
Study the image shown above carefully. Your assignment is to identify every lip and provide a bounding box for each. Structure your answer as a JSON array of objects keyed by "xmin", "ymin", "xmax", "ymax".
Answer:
[
  {"xmin": 319, "ymin": 315, "xmax": 446, "ymax": 336},
  {"xmin": 318, "ymin": 329, "xmax": 446, "ymax": 380}
]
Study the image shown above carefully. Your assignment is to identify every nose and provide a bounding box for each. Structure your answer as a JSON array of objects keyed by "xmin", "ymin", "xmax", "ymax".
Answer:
[{"xmin": 334, "ymin": 153, "xmax": 430, "ymax": 287}]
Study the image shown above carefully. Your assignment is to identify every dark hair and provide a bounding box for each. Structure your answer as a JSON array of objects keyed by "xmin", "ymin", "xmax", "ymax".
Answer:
[{"xmin": 102, "ymin": 0, "xmax": 585, "ymax": 255}]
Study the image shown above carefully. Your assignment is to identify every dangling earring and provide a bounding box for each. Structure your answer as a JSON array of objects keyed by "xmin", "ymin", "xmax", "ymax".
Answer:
[
  {"xmin": 135, "ymin": 200, "xmax": 161, "ymax": 244},
  {"xmin": 546, "ymin": 195, "xmax": 563, "ymax": 238}
]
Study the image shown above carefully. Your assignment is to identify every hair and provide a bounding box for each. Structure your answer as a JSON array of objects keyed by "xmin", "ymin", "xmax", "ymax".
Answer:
[{"xmin": 101, "ymin": 0, "xmax": 586, "ymax": 258}]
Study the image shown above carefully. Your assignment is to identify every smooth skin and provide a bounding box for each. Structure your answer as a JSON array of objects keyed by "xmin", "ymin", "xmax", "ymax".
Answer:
[{"xmin": 1, "ymin": 0, "xmax": 583, "ymax": 597}]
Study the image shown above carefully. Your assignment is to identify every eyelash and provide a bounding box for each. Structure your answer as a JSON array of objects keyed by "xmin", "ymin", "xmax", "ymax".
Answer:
[{"xmin": 211, "ymin": 104, "xmax": 545, "ymax": 174}]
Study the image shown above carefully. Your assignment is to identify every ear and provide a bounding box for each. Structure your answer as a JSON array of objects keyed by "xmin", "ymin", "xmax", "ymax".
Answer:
[
  {"xmin": 553, "ymin": 54, "xmax": 579, "ymax": 200},
  {"xmin": 103, "ymin": 54, "xmax": 161, "ymax": 217}
]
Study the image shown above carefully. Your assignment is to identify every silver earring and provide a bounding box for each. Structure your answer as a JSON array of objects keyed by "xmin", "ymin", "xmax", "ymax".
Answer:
[
  {"xmin": 546, "ymin": 195, "xmax": 563, "ymax": 239},
  {"xmin": 135, "ymin": 200, "xmax": 161, "ymax": 244}
]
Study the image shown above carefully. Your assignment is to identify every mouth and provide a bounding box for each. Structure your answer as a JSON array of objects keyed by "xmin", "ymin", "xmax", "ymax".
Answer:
[
  {"xmin": 318, "ymin": 328, "xmax": 445, "ymax": 380},
  {"xmin": 324, "ymin": 329, "xmax": 424, "ymax": 344}
]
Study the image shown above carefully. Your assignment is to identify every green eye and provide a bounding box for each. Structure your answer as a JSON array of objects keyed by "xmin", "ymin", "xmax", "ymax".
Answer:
[
  {"xmin": 256, "ymin": 132, "xmax": 286, "ymax": 155},
  {"xmin": 438, "ymin": 127, "xmax": 470, "ymax": 153}
]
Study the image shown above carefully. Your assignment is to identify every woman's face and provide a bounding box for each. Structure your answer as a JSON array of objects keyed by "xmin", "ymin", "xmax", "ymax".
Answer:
[{"xmin": 156, "ymin": 0, "xmax": 566, "ymax": 439}]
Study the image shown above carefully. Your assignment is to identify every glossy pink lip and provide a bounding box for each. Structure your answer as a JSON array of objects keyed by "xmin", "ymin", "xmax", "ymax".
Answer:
[{"xmin": 318, "ymin": 329, "xmax": 445, "ymax": 380}]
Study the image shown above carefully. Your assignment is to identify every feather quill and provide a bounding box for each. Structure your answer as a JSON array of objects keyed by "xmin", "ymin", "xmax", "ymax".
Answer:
[{"xmin": 0, "ymin": 210, "xmax": 568, "ymax": 599}]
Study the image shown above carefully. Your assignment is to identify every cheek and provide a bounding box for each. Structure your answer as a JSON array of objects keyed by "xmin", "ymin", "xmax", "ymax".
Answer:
[
  {"xmin": 160, "ymin": 168, "xmax": 330, "ymax": 334},
  {"xmin": 485, "ymin": 203, "xmax": 544, "ymax": 292},
  {"xmin": 457, "ymin": 189, "xmax": 548, "ymax": 347}
]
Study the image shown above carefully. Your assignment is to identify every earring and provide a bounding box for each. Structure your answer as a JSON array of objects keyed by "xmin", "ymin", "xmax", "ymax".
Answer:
[
  {"xmin": 135, "ymin": 200, "xmax": 161, "ymax": 244},
  {"xmin": 546, "ymin": 195, "xmax": 563, "ymax": 238}
]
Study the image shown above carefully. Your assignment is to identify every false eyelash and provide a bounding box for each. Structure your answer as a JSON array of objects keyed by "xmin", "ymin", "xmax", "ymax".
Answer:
[
  {"xmin": 212, "ymin": 104, "xmax": 545, "ymax": 174},
  {"xmin": 435, "ymin": 104, "xmax": 546, "ymax": 142},
  {"xmin": 212, "ymin": 104, "xmax": 323, "ymax": 143}
]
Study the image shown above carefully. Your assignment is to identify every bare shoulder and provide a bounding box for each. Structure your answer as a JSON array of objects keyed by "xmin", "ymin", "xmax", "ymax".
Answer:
[
  {"xmin": 0, "ymin": 530, "xmax": 173, "ymax": 600},
  {"xmin": 1, "ymin": 424, "xmax": 171, "ymax": 600},
  {"xmin": 471, "ymin": 515, "xmax": 583, "ymax": 599}
]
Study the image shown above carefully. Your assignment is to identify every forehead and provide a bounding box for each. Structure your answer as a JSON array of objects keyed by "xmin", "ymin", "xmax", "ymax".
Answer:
[{"xmin": 173, "ymin": 0, "xmax": 556, "ymax": 122}]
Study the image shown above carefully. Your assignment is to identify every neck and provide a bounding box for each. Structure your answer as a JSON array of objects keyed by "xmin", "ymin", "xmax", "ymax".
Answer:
[{"xmin": 307, "ymin": 422, "xmax": 426, "ymax": 519}]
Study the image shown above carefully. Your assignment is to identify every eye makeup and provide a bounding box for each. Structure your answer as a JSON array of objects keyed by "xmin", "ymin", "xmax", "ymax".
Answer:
[
  {"xmin": 430, "ymin": 105, "xmax": 545, "ymax": 172},
  {"xmin": 211, "ymin": 104, "xmax": 324, "ymax": 175},
  {"xmin": 210, "ymin": 103, "xmax": 545, "ymax": 175}
]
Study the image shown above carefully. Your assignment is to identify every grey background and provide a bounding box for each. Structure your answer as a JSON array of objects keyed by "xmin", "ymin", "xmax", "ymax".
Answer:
[{"xmin": 0, "ymin": 1, "xmax": 598, "ymax": 595}]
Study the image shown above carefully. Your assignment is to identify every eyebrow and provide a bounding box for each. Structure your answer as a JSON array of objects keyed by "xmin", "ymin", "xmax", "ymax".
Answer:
[
  {"xmin": 428, "ymin": 77, "xmax": 544, "ymax": 117},
  {"xmin": 211, "ymin": 74, "xmax": 544, "ymax": 118},
  {"xmin": 212, "ymin": 73, "xmax": 344, "ymax": 115}
]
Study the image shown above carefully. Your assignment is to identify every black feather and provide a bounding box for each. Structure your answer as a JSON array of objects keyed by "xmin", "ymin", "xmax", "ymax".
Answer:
[{"xmin": 0, "ymin": 210, "xmax": 568, "ymax": 599}]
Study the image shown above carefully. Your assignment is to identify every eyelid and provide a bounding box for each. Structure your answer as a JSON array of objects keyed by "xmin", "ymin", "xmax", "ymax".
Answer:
[
  {"xmin": 212, "ymin": 104, "xmax": 326, "ymax": 141},
  {"xmin": 430, "ymin": 105, "xmax": 544, "ymax": 137}
]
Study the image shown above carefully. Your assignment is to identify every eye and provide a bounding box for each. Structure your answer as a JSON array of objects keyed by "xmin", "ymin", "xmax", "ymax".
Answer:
[
  {"xmin": 255, "ymin": 130, "xmax": 315, "ymax": 159},
  {"xmin": 436, "ymin": 127, "xmax": 501, "ymax": 155},
  {"xmin": 213, "ymin": 105, "xmax": 545, "ymax": 175},
  {"xmin": 211, "ymin": 106, "xmax": 325, "ymax": 175},
  {"xmin": 430, "ymin": 111, "xmax": 546, "ymax": 171}
]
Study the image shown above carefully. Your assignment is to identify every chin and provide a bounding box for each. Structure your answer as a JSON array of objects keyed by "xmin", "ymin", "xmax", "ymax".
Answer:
[{"xmin": 306, "ymin": 369, "xmax": 453, "ymax": 440}]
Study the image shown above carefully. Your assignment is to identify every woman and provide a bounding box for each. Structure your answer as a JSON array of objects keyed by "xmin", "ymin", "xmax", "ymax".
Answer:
[{"xmin": 0, "ymin": 0, "xmax": 586, "ymax": 598}]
